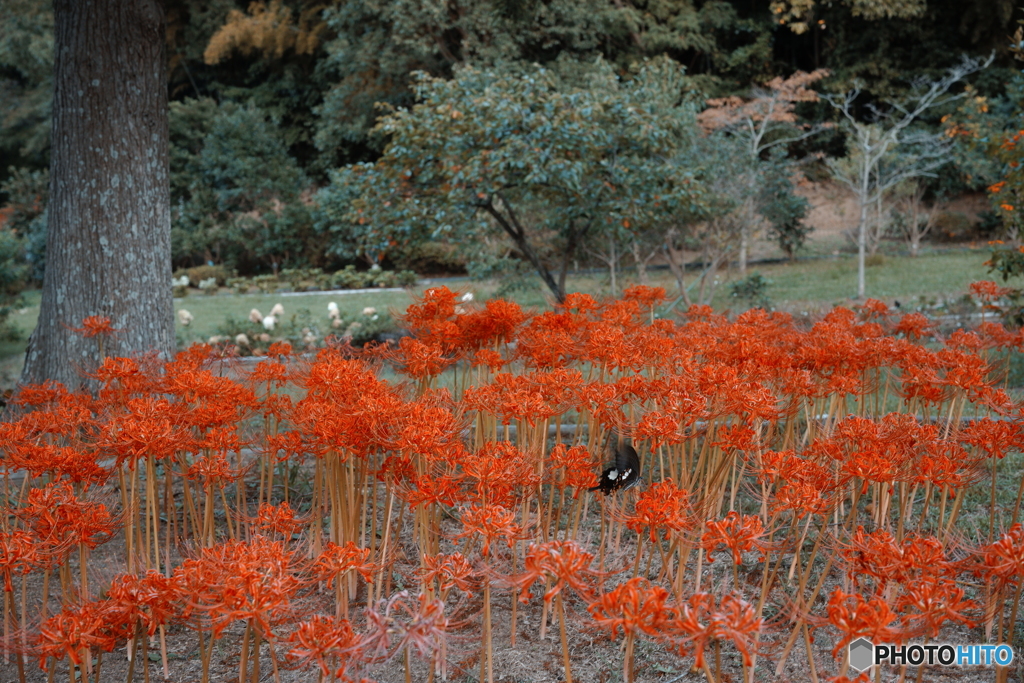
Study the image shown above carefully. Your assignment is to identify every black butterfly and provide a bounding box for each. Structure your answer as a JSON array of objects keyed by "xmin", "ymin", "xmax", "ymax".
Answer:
[{"xmin": 589, "ymin": 442, "xmax": 641, "ymax": 495}]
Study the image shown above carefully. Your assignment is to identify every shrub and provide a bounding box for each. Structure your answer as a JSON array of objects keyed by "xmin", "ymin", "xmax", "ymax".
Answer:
[
  {"xmin": 174, "ymin": 264, "xmax": 233, "ymax": 288},
  {"xmin": 932, "ymin": 211, "xmax": 974, "ymax": 242},
  {"xmin": 396, "ymin": 241, "xmax": 469, "ymax": 274},
  {"xmin": 0, "ymin": 229, "xmax": 27, "ymax": 340},
  {"xmin": 729, "ymin": 272, "xmax": 772, "ymax": 310},
  {"xmin": 0, "ymin": 166, "xmax": 47, "ymax": 283}
]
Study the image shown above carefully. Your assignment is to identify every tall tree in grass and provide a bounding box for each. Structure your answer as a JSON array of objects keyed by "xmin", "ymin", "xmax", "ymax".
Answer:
[
  {"xmin": 318, "ymin": 58, "xmax": 708, "ymax": 303},
  {"xmin": 825, "ymin": 54, "xmax": 991, "ymax": 299},
  {"xmin": 21, "ymin": 0, "xmax": 173, "ymax": 387}
]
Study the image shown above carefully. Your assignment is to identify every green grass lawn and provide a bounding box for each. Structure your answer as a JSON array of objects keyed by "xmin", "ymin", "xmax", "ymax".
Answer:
[
  {"xmin": 708, "ymin": 248, "xmax": 992, "ymax": 311},
  {"xmin": 0, "ymin": 247, "xmax": 997, "ymax": 388},
  {"xmin": 173, "ymin": 288, "xmax": 418, "ymax": 344},
  {"xmin": 467, "ymin": 247, "xmax": 993, "ymax": 313}
]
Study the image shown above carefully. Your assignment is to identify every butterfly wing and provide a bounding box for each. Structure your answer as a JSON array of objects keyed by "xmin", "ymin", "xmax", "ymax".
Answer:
[
  {"xmin": 590, "ymin": 442, "xmax": 641, "ymax": 494},
  {"xmin": 614, "ymin": 443, "xmax": 640, "ymax": 490}
]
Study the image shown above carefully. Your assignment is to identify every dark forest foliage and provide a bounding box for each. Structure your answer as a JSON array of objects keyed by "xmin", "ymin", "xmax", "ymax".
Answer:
[{"xmin": 1, "ymin": 0, "xmax": 1022, "ymax": 284}]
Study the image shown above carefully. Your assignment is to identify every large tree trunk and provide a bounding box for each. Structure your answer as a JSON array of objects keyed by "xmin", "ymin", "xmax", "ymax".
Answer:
[{"xmin": 21, "ymin": 0, "xmax": 173, "ymax": 388}]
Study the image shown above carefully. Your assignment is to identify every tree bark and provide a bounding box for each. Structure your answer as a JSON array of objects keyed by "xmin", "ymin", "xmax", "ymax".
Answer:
[{"xmin": 21, "ymin": 0, "xmax": 173, "ymax": 388}]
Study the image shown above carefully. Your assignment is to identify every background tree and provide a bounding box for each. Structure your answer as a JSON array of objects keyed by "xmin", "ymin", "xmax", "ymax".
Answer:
[
  {"xmin": 892, "ymin": 178, "xmax": 940, "ymax": 257},
  {"xmin": 825, "ymin": 54, "xmax": 991, "ymax": 298},
  {"xmin": 662, "ymin": 130, "xmax": 750, "ymax": 306},
  {"xmin": 317, "ymin": 58, "xmax": 708, "ymax": 303},
  {"xmin": 0, "ymin": 0, "xmax": 1018, "ymax": 316},
  {"xmin": 311, "ymin": 0, "xmax": 773, "ymax": 165},
  {"xmin": 697, "ymin": 68, "xmax": 827, "ymax": 272},
  {"xmin": 20, "ymin": 0, "xmax": 173, "ymax": 386},
  {"xmin": 0, "ymin": 0, "xmax": 53, "ymax": 169},
  {"xmin": 169, "ymin": 98, "xmax": 320, "ymax": 273},
  {"xmin": 758, "ymin": 163, "xmax": 812, "ymax": 260}
]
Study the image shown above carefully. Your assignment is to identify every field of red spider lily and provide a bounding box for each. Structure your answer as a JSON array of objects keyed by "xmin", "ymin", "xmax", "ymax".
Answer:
[{"xmin": 5, "ymin": 283, "xmax": 1024, "ymax": 683}]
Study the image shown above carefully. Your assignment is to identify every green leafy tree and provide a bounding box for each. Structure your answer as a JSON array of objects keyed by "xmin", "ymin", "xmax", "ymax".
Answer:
[
  {"xmin": 312, "ymin": 0, "xmax": 772, "ymax": 163},
  {"xmin": 0, "ymin": 166, "xmax": 47, "ymax": 282},
  {"xmin": 697, "ymin": 68, "xmax": 827, "ymax": 271},
  {"xmin": 170, "ymin": 98, "xmax": 320, "ymax": 273},
  {"xmin": 317, "ymin": 58, "xmax": 708, "ymax": 302},
  {"xmin": 0, "ymin": 228, "xmax": 27, "ymax": 340},
  {"xmin": 0, "ymin": 0, "xmax": 53, "ymax": 167},
  {"xmin": 758, "ymin": 164, "xmax": 812, "ymax": 259}
]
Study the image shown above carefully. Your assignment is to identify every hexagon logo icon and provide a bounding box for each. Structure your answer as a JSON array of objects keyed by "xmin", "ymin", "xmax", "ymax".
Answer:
[{"xmin": 849, "ymin": 637, "xmax": 874, "ymax": 672}]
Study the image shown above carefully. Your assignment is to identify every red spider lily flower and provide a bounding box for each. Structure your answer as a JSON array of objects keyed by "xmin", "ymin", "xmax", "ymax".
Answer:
[
  {"xmin": 975, "ymin": 524, "xmax": 1024, "ymax": 588},
  {"xmin": 186, "ymin": 452, "xmax": 244, "ymax": 486},
  {"xmin": 463, "ymin": 370, "xmax": 579, "ymax": 426},
  {"xmin": 960, "ymin": 418, "xmax": 1024, "ymax": 460},
  {"xmin": 285, "ymin": 615, "xmax": 364, "ymax": 680},
  {"xmin": 17, "ymin": 482, "xmax": 118, "ymax": 550},
  {"xmin": 261, "ymin": 391, "xmax": 294, "ymax": 423},
  {"xmin": 75, "ymin": 315, "xmax": 117, "ymax": 338},
  {"xmin": 701, "ymin": 511, "xmax": 776, "ymax": 564},
  {"xmin": 895, "ymin": 577, "xmax": 978, "ymax": 637},
  {"xmin": 838, "ymin": 529, "xmax": 962, "ymax": 594},
  {"xmin": 969, "ymin": 280, "xmax": 1013, "ymax": 301},
  {"xmin": 588, "ymin": 577, "xmax": 675, "ymax": 638},
  {"xmin": 515, "ymin": 309, "xmax": 587, "ymax": 369},
  {"xmin": 392, "ymin": 337, "xmax": 455, "ymax": 380},
  {"xmin": 8, "ymin": 379, "xmax": 70, "ymax": 408},
  {"xmin": 391, "ymin": 393, "xmax": 464, "ymax": 459},
  {"xmin": 711, "ymin": 423, "xmax": 760, "ymax": 451},
  {"xmin": 621, "ymin": 285, "xmax": 666, "ymax": 310},
  {"xmin": 2, "ymin": 439, "xmax": 108, "ymax": 487},
  {"xmin": 757, "ymin": 449, "xmax": 841, "ymax": 518},
  {"xmin": 96, "ymin": 396, "xmax": 193, "ymax": 469},
  {"xmin": 0, "ymin": 530, "xmax": 40, "ymax": 592},
  {"xmin": 893, "ymin": 312, "xmax": 934, "ymax": 340},
  {"xmin": 161, "ymin": 368, "xmax": 259, "ymax": 431},
  {"xmin": 513, "ymin": 541, "xmax": 598, "ymax": 604},
  {"xmin": 361, "ymin": 591, "xmax": 448, "ymax": 664},
  {"xmin": 460, "ymin": 441, "xmax": 537, "ymax": 507},
  {"xmin": 249, "ymin": 359, "xmax": 291, "ymax": 388},
  {"xmin": 106, "ymin": 571, "xmax": 182, "ymax": 636},
  {"xmin": 913, "ymin": 443, "xmax": 978, "ymax": 491},
  {"xmin": 858, "ymin": 298, "xmax": 890, "ymax": 319},
  {"xmin": 92, "ymin": 356, "xmax": 160, "ymax": 401},
  {"xmin": 421, "ymin": 552, "xmax": 476, "ymax": 594},
  {"xmin": 34, "ymin": 600, "xmax": 125, "ymax": 668},
  {"xmin": 253, "ymin": 501, "xmax": 306, "ymax": 538},
  {"xmin": 814, "ymin": 414, "xmax": 924, "ymax": 489},
  {"xmin": 456, "ymin": 298, "xmax": 528, "ymax": 351},
  {"xmin": 471, "ymin": 348, "xmax": 506, "ymax": 372},
  {"xmin": 560, "ymin": 292, "xmax": 599, "ymax": 314},
  {"xmin": 633, "ymin": 410, "xmax": 684, "ymax": 451},
  {"xmin": 549, "ymin": 443, "xmax": 597, "ymax": 495},
  {"xmin": 267, "ymin": 341, "xmax": 292, "ymax": 357},
  {"xmin": 666, "ymin": 592, "xmax": 763, "ymax": 668},
  {"xmin": 399, "ymin": 286, "xmax": 459, "ymax": 333},
  {"xmin": 394, "ymin": 593, "xmax": 449, "ymax": 660},
  {"xmin": 402, "ymin": 471, "xmax": 463, "ymax": 509},
  {"xmin": 314, "ymin": 542, "xmax": 377, "ymax": 586},
  {"xmin": 174, "ymin": 536, "xmax": 303, "ymax": 640},
  {"xmin": 819, "ymin": 589, "xmax": 907, "ymax": 657},
  {"xmin": 625, "ymin": 480, "xmax": 692, "ymax": 543},
  {"xmin": 454, "ymin": 504, "xmax": 524, "ymax": 557},
  {"xmin": 975, "ymin": 321, "xmax": 1024, "ymax": 350}
]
